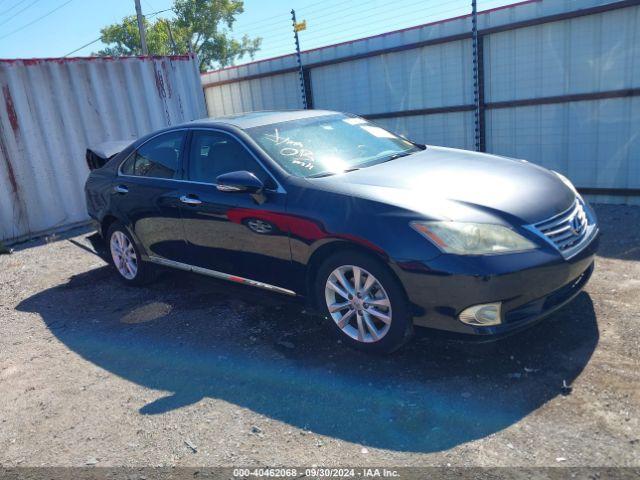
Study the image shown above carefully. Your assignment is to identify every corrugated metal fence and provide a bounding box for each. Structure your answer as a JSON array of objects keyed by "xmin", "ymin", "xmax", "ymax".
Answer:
[
  {"xmin": 0, "ymin": 54, "xmax": 206, "ymax": 244},
  {"xmin": 201, "ymin": 0, "xmax": 640, "ymax": 205}
]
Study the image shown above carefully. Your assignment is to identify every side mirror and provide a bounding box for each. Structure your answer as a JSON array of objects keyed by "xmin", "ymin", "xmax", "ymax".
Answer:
[{"xmin": 216, "ymin": 170, "xmax": 264, "ymax": 193}]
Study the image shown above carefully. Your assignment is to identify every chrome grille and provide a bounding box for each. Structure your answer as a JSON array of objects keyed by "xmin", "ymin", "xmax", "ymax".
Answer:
[{"xmin": 533, "ymin": 199, "xmax": 589, "ymax": 254}]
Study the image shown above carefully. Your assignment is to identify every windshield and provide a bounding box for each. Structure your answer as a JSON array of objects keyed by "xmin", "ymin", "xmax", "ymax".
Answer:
[{"xmin": 246, "ymin": 114, "xmax": 421, "ymax": 178}]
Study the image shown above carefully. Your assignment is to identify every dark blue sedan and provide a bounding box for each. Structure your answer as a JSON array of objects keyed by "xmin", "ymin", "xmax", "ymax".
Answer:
[{"xmin": 85, "ymin": 110, "xmax": 599, "ymax": 353}]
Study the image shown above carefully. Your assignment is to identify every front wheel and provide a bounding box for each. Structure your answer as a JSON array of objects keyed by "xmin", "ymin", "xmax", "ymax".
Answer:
[{"xmin": 315, "ymin": 251, "xmax": 413, "ymax": 354}]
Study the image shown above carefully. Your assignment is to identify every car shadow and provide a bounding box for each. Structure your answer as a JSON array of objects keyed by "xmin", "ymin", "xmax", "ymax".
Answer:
[{"xmin": 17, "ymin": 265, "xmax": 598, "ymax": 453}]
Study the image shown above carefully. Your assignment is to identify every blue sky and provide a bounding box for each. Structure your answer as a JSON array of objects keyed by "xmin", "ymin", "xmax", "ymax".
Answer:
[{"xmin": 0, "ymin": 0, "xmax": 513, "ymax": 65}]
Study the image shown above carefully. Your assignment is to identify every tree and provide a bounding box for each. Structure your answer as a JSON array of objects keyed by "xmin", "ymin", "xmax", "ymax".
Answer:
[{"xmin": 96, "ymin": 0, "xmax": 261, "ymax": 72}]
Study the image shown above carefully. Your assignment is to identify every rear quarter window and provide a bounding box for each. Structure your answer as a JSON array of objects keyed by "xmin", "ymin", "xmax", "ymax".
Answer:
[{"xmin": 120, "ymin": 131, "xmax": 185, "ymax": 179}]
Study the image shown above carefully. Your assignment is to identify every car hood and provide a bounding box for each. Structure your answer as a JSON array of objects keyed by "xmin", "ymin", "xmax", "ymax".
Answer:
[{"xmin": 311, "ymin": 146, "xmax": 576, "ymax": 225}]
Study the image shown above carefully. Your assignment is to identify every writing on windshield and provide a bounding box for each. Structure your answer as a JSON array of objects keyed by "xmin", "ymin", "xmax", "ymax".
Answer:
[
  {"xmin": 247, "ymin": 114, "xmax": 419, "ymax": 178},
  {"xmin": 263, "ymin": 129, "xmax": 316, "ymax": 171}
]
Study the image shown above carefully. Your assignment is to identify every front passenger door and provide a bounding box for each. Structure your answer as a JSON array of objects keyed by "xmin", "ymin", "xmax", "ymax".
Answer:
[{"xmin": 179, "ymin": 129, "xmax": 293, "ymax": 288}]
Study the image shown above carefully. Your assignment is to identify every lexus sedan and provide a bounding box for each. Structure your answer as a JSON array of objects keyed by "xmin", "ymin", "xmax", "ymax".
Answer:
[{"xmin": 85, "ymin": 110, "xmax": 599, "ymax": 353}]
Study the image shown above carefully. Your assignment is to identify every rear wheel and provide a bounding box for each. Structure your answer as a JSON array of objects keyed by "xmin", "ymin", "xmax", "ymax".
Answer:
[
  {"xmin": 315, "ymin": 251, "xmax": 413, "ymax": 353},
  {"xmin": 107, "ymin": 222, "xmax": 155, "ymax": 285}
]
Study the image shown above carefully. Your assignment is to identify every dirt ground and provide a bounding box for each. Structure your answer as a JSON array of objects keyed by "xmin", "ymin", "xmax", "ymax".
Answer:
[{"xmin": 0, "ymin": 204, "xmax": 638, "ymax": 468}]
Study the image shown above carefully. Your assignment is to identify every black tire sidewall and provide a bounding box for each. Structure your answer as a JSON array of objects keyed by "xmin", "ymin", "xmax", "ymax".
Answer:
[{"xmin": 315, "ymin": 250, "xmax": 413, "ymax": 354}]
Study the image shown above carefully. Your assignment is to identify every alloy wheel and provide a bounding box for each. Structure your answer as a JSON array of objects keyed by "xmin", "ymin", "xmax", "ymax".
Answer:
[
  {"xmin": 246, "ymin": 218, "xmax": 274, "ymax": 234},
  {"xmin": 324, "ymin": 265, "xmax": 392, "ymax": 343},
  {"xmin": 110, "ymin": 230, "xmax": 138, "ymax": 280}
]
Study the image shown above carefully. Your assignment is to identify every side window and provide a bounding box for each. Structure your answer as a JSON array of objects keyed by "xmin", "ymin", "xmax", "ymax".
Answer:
[
  {"xmin": 120, "ymin": 131, "xmax": 185, "ymax": 179},
  {"xmin": 188, "ymin": 130, "xmax": 273, "ymax": 188}
]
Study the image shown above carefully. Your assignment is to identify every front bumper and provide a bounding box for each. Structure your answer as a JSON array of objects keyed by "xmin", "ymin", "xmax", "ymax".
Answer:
[{"xmin": 393, "ymin": 228, "xmax": 599, "ymax": 336}]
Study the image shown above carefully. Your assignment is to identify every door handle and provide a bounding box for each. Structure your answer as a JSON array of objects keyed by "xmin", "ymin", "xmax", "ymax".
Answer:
[
  {"xmin": 113, "ymin": 185, "xmax": 128, "ymax": 194},
  {"xmin": 180, "ymin": 195, "xmax": 202, "ymax": 206}
]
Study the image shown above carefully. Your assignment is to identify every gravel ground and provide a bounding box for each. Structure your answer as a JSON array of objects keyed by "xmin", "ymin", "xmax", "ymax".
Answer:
[{"xmin": 0, "ymin": 204, "xmax": 638, "ymax": 468}]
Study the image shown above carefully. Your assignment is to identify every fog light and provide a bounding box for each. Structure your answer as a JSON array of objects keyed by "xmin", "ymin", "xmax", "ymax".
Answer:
[{"xmin": 459, "ymin": 303, "xmax": 502, "ymax": 326}]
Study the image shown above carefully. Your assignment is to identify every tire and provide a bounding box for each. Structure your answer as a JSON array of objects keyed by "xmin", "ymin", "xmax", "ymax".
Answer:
[
  {"xmin": 106, "ymin": 222, "xmax": 155, "ymax": 286},
  {"xmin": 315, "ymin": 250, "xmax": 413, "ymax": 354}
]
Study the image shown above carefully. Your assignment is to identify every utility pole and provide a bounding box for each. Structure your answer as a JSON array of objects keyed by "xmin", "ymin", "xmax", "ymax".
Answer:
[
  {"xmin": 134, "ymin": 0, "xmax": 149, "ymax": 56},
  {"xmin": 291, "ymin": 9, "xmax": 308, "ymax": 109},
  {"xmin": 164, "ymin": 19, "xmax": 178, "ymax": 55}
]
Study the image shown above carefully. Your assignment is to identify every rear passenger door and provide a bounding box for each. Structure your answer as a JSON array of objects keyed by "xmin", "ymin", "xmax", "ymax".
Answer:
[
  {"xmin": 113, "ymin": 130, "xmax": 188, "ymax": 262},
  {"xmin": 179, "ymin": 129, "xmax": 293, "ymax": 288}
]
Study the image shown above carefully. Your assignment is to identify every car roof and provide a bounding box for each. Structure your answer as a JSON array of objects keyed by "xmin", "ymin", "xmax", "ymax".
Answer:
[{"xmin": 186, "ymin": 109, "xmax": 343, "ymax": 130}]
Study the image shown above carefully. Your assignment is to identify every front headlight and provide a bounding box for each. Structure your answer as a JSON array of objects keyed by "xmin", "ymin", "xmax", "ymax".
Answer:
[{"xmin": 410, "ymin": 221, "xmax": 537, "ymax": 255}]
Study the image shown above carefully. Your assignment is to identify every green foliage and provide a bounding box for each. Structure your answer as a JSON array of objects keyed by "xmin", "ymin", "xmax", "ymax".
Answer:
[{"xmin": 96, "ymin": 0, "xmax": 261, "ymax": 72}]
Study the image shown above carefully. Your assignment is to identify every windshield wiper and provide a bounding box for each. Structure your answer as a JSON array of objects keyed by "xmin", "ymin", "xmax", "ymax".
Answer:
[
  {"xmin": 308, "ymin": 151, "xmax": 415, "ymax": 178},
  {"xmin": 379, "ymin": 151, "xmax": 414, "ymax": 163},
  {"xmin": 309, "ymin": 167, "xmax": 361, "ymax": 178},
  {"xmin": 308, "ymin": 171, "xmax": 336, "ymax": 178},
  {"xmin": 354, "ymin": 151, "xmax": 414, "ymax": 169}
]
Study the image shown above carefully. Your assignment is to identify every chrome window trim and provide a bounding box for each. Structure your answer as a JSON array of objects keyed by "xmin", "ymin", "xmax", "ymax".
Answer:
[
  {"xmin": 148, "ymin": 256, "xmax": 297, "ymax": 296},
  {"xmin": 116, "ymin": 127, "xmax": 286, "ymax": 194}
]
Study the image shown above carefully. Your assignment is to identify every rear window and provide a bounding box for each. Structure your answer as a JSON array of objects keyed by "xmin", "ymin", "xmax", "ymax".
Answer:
[{"xmin": 121, "ymin": 131, "xmax": 185, "ymax": 179}]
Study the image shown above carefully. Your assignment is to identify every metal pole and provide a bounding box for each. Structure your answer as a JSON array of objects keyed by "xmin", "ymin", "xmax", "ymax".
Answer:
[
  {"xmin": 471, "ymin": 0, "xmax": 481, "ymax": 151},
  {"xmin": 164, "ymin": 19, "xmax": 178, "ymax": 55},
  {"xmin": 134, "ymin": 0, "xmax": 149, "ymax": 56},
  {"xmin": 291, "ymin": 9, "xmax": 308, "ymax": 109}
]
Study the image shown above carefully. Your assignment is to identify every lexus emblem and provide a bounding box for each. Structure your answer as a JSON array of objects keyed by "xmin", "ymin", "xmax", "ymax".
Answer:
[{"xmin": 569, "ymin": 215, "xmax": 582, "ymax": 235}]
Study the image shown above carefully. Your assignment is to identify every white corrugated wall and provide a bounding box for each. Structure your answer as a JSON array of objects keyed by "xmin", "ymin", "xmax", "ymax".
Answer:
[
  {"xmin": 483, "ymin": 4, "xmax": 640, "ymax": 205},
  {"xmin": 200, "ymin": 0, "xmax": 619, "ymax": 98},
  {"xmin": 310, "ymin": 38, "xmax": 475, "ymax": 149},
  {"xmin": 199, "ymin": 0, "xmax": 639, "ymax": 204},
  {"xmin": 0, "ymin": 55, "xmax": 207, "ymax": 243},
  {"xmin": 203, "ymin": 72, "xmax": 303, "ymax": 116},
  {"xmin": 375, "ymin": 112, "xmax": 476, "ymax": 150}
]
